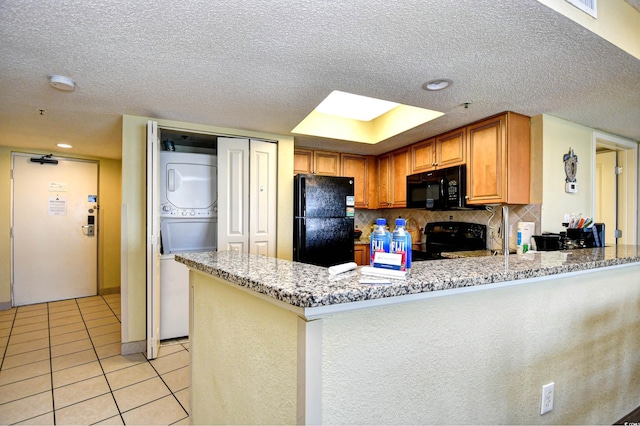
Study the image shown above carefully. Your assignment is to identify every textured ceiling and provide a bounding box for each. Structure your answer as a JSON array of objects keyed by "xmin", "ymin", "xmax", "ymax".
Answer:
[{"xmin": 0, "ymin": 0, "xmax": 639, "ymax": 159}]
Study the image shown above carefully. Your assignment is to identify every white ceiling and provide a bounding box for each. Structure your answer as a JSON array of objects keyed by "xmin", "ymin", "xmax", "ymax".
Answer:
[{"xmin": 1, "ymin": 0, "xmax": 639, "ymax": 160}]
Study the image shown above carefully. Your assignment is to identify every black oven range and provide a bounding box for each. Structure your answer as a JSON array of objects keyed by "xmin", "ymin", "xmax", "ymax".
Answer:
[{"xmin": 413, "ymin": 221, "xmax": 487, "ymax": 261}]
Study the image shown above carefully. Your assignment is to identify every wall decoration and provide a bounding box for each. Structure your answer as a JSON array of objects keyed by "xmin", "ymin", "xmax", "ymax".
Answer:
[{"xmin": 564, "ymin": 148, "xmax": 578, "ymax": 193}]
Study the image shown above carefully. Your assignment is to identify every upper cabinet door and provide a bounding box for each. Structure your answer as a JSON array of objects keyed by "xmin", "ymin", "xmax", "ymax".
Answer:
[
  {"xmin": 466, "ymin": 112, "xmax": 530, "ymax": 205},
  {"xmin": 410, "ymin": 130, "xmax": 465, "ymax": 174},
  {"xmin": 341, "ymin": 153, "xmax": 369, "ymax": 208},
  {"xmin": 294, "ymin": 149, "xmax": 340, "ymax": 176},
  {"xmin": 294, "ymin": 148, "xmax": 313, "ymax": 175},
  {"xmin": 435, "ymin": 128, "xmax": 466, "ymax": 168},
  {"xmin": 378, "ymin": 148, "xmax": 409, "ymax": 208},
  {"xmin": 410, "ymin": 138, "xmax": 435, "ymax": 173},
  {"xmin": 314, "ymin": 151, "xmax": 340, "ymax": 176},
  {"xmin": 467, "ymin": 116, "xmax": 505, "ymax": 203},
  {"xmin": 390, "ymin": 148, "xmax": 409, "ymax": 208}
]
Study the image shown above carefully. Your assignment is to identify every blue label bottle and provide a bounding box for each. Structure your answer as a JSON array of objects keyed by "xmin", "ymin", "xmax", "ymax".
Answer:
[
  {"xmin": 370, "ymin": 218, "xmax": 391, "ymax": 266},
  {"xmin": 391, "ymin": 218, "xmax": 412, "ymax": 270}
]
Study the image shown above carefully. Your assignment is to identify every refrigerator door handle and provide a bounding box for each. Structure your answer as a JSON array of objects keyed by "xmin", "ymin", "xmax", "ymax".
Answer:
[
  {"xmin": 294, "ymin": 217, "xmax": 306, "ymax": 261},
  {"xmin": 300, "ymin": 176, "xmax": 306, "ymax": 217},
  {"xmin": 295, "ymin": 175, "xmax": 307, "ymax": 218}
]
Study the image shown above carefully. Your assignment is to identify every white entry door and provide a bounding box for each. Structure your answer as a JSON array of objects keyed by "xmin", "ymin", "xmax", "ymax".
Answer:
[{"xmin": 12, "ymin": 153, "xmax": 98, "ymax": 305}]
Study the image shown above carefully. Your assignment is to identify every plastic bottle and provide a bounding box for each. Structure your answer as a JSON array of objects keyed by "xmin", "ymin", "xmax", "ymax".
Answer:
[
  {"xmin": 370, "ymin": 218, "xmax": 391, "ymax": 266},
  {"xmin": 391, "ymin": 218, "xmax": 412, "ymax": 270}
]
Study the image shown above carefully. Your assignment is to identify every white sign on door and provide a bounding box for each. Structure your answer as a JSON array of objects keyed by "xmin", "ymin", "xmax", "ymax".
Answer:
[{"xmin": 48, "ymin": 196, "xmax": 67, "ymax": 216}]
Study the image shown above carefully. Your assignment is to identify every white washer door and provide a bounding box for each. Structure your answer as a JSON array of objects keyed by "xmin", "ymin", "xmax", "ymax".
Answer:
[{"xmin": 160, "ymin": 218, "xmax": 217, "ymax": 254}]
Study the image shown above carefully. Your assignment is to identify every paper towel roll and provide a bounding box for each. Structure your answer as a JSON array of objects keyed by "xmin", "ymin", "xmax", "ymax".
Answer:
[{"xmin": 328, "ymin": 262, "xmax": 358, "ymax": 275}]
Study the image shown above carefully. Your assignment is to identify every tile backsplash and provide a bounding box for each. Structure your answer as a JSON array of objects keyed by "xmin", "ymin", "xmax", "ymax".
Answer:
[{"xmin": 354, "ymin": 204, "xmax": 541, "ymax": 251}]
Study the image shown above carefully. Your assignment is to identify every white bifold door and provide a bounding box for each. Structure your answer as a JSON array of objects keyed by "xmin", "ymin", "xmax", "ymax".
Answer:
[
  {"xmin": 217, "ymin": 137, "xmax": 277, "ymax": 256},
  {"xmin": 12, "ymin": 153, "xmax": 98, "ymax": 305},
  {"xmin": 145, "ymin": 124, "xmax": 277, "ymax": 360}
]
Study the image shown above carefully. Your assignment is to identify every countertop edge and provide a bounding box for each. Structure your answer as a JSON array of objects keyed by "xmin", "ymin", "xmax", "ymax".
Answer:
[
  {"xmin": 176, "ymin": 247, "xmax": 640, "ymax": 312},
  {"xmin": 299, "ymin": 262, "xmax": 640, "ymax": 319}
]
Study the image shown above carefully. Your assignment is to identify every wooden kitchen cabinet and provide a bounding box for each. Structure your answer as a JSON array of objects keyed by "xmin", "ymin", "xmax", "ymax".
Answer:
[
  {"xmin": 294, "ymin": 149, "xmax": 313, "ymax": 174},
  {"xmin": 315, "ymin": 151, "xmax": 340, "ymax": 175},
  {"xmin": 410, "ymin": 138, "xmax": 435, "ymax": 172},
  {"xmin": 341, "ymin": 153, "xmax": 377, "ymax": 209},
  {"xmin": 410, "ymin": 129, "xmax": 466, "ymax": 173},
  {"xmin": 435, "ymin": 127, "xmax": 466, "ymax": 168},
  {"xmin": 354, "ymin": 244, "xmax": 370, "ymax": 266},
  {"xmin": 294, "ymin": 149, "xmax": 340, "ymax": 176},
  {"xmin": 466, "ymin": 112, "xmax": 530, "ymax": 205},
  {"xmin": 377, "ymin": 147, "xmax": 409, "ymax": 208}
]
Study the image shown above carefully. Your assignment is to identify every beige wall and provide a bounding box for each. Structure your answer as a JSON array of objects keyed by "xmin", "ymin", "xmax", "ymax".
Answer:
[
  {"xmin": 536, "ymin": 0, "xmax": 640, "ymax": 59},
  {"xmin": 98, "ymin": 158, "xmax": 122, "ymax": 293},
  {"xmin": 320, "ymin": 264, "xmax": 640, "ymax": 424},
  {"xmin": 121, "ymin": 115, "xmax": 294, "ymax": 346},
  {"xmin": 189, "ymin": 262, "xmax": 640, "ymax": 424},
  {"xmin": 537, "ymin": 115, "xmax": 595, "ymax": 233},
  {"xmin": 191, "ymin": 271, "xmax": 298, "ymax": 424},
  {"xmin": 0, "ymin": 145, "xmax": 122, "ymax": 307}
]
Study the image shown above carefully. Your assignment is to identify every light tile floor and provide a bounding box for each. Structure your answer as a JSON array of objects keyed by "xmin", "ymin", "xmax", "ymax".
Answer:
[{"xmin": 0, "ymin": 294, "xmax": 190, "ymax": 425}]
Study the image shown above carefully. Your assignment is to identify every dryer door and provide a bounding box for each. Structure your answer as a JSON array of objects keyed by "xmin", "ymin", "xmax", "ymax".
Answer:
[{"xmin": 160, "ymin": 152, "xmax": 217, "ymax": 216}]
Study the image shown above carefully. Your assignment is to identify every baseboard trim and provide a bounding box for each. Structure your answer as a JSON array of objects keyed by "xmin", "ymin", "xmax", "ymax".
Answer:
[
  {"xmin": 615, "ymin": 404, "xmax": 640, "ymax": 424},
  {"xmin": 99, "ymin": 287, "xmax": 121, "ymax": 296},
  {"xmin": 0, "ymin": 301, "xmax": 12, "ymax": 311},
  {"xmin": 121, "ymin": 340, "xmax": 146, "ymax": 356}
]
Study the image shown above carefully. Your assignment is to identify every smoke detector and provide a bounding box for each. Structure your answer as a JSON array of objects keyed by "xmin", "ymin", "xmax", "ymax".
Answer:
[{"xmin": 49, "ymin": 75, "xmax": 75, "ymax": 91}]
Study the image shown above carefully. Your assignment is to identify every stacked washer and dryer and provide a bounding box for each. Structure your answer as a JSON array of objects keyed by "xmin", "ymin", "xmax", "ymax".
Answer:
[{"xmin": 159, "ymin": 150, "xmax": 217, "ymax": 340}]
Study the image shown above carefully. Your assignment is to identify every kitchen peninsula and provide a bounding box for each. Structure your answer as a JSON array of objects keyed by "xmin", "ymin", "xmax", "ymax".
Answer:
[{"xmin": 177, "ymin": 247, "xmax": 640, "ymax": 425}]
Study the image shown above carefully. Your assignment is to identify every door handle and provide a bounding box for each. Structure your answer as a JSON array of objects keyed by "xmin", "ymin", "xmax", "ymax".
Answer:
[
  {"xmin": 168, "ymin": 169, "xmax": 175, "ymax": 192},
  {"xmin": 81, "ymin": 225, "xmax": 95, "ymax": 236}
]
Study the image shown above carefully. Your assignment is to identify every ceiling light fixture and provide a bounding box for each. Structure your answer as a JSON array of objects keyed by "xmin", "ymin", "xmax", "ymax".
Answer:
[
  {"xmin": 315, "ymin": 91, "xmax": 399, "ymax": 121},
  {"xmin": 57, "ymin": 143, "xmax": 73, "ymax": 149},
  {"xmin": 422, "ymin": 79, "xmax": 453, "ymax": 91},
  {"xmin": 49, "ymin": 74, "xmax": 75, "ymax": 92}
]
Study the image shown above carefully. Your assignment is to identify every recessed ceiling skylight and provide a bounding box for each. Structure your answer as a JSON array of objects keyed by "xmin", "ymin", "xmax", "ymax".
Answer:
[
  {"xmin": 292, "ymin": 91, "xmax": 444, "ymax": 144},
  {"xmin": 315, "ymin": 91, "xmax": 400, "ymax": 121}
]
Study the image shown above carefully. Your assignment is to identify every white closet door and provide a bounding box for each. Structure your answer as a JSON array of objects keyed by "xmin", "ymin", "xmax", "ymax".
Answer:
[
  {"xmin": 249, "ymin": 140, "xmax": 277, "ymax": 256},
  {"xmin": 146, "ymin": 120, "xmax": 161, "ymax": 359},
  {"xmin": 218, "ymin": 137, "xmax": 250, "ymax": 252}
]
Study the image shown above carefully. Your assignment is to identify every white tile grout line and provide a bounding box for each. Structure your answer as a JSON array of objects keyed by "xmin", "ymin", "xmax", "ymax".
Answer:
[
  {"xmin": 1, "ymin": 296, "xmax": 190, "ymax": 425},
  {"xmin": 146, "ymin": 355, "xmax": 191, "ymax": 422},
  {"xmin": 47, "ymin": 300, "xmax": 57, "ymax": 426},
  {"xmin": 76, "ymin": 295, "xmax": 127, "ymax": 425}
]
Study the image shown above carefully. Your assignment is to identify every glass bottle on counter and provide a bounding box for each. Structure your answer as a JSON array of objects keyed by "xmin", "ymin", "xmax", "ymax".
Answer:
[
  {"xmin": 391, "ymin": 218, "xmax": 412, "ymax": 270},
  {"xmin": 370, "ymin": 218, "xmax": 391, "ymax": 266}
]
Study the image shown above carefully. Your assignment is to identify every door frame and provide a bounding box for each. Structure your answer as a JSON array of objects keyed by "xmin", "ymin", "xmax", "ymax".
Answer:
[{"xmin": 592, "ymin": 131, "xmax": 638, "ymax": 245}]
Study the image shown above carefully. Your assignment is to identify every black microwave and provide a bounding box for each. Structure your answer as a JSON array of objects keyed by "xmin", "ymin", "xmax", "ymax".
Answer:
[{"xmin": 406, "ymin": 165, "xmax": 466, "ymax": 210}]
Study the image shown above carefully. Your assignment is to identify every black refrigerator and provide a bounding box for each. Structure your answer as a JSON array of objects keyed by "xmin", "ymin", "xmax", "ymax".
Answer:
[{"xmin": 293, "ymin": 174, "xmax": 355, "ymax": 267}]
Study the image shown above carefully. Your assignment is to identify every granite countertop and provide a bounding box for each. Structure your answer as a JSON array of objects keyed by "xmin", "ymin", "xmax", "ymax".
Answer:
[{"xmin": 176, "ymin": 245, "xmax": 640, "ymax": 309}]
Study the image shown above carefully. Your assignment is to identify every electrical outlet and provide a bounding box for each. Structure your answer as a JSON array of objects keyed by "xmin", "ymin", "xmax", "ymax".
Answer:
[{"xmin": 540, "ymin": 382, "xmax": 554, "ymax": 415}]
